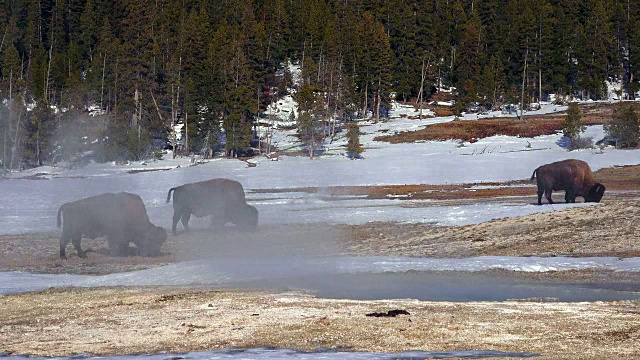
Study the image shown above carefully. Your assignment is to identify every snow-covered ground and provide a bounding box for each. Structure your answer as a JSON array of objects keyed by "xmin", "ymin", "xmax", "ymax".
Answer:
[
  {"xmin": 1, "ymin": 90, "xmax": 639, "ymax": 285},
  {"xmin": 1, "ymin": 90, "xmax": 639, "ymax": 359}
]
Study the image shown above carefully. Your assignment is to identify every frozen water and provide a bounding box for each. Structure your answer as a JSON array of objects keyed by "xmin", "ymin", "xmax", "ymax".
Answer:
[{"xmin": 0, "ymin": 347, "xmax": 541, "ymax": 359}]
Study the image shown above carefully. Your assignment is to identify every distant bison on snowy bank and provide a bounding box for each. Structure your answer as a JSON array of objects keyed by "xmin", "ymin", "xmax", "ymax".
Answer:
[
  {"xmin": 57, "ymin": 193, "xmax": 167, "ymax": 259},
  {"xmin": 531, "ymin": 159, "xmax": 605, "ymax": 205},
  {"xmin": 166, "ymin": 178, "xmax": 258, "ymax": 235}
]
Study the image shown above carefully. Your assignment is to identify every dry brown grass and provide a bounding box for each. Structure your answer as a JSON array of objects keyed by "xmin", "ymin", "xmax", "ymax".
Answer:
[
  {"xmin": 376, "ymin": 103, "xmax": 613, "ymax": 144},
  {"xmin": 253, "ymin": 164, "xmax": 640, "ymax": 201},
  {"xmin": 1, "ymin": 287, "xmax": 639, "ymax": 359}
]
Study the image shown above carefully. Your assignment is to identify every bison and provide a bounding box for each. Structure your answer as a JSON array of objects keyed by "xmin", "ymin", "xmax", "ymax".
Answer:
[
  {"xmin": 531, "ymin": 159, "xmax": 605, "ymax": 205},
  {"xmin": 166, "ymin": 178, "xmax": 258, "ymax": 235},
  {"xmin": 57, "ymin": 192, "xmax": 167, "ymax": 259}
]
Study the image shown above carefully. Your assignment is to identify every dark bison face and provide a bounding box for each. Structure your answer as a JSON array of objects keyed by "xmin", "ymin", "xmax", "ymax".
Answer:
[
  {"xmin": 585, "ymin": 183, "xmax": 606, "ymax": 203},
  {"xmin": 138, "ymin": 225, "xmax": 167, "ymax": 256},
  {"xmin": 238, "ymin": 205, "xmax": 259, "ymax": 232}
]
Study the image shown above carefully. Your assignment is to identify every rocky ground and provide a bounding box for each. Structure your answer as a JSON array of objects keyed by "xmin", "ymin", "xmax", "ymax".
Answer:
[{"xmin": 1, "ymin": 166, "xmax": 639, "ymax": 359}]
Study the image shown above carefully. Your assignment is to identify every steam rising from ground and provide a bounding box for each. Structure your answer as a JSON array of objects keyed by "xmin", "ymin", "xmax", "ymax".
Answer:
[{"xmin": 172, "ymin": 224, "xmax": 343, "ymax": 263}]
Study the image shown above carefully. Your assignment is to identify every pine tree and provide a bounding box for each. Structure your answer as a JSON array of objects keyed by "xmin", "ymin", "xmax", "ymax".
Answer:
[
  {"xmin": 456, "ymin": 9, "xmax": 483, "ymax": 107},
  {"xmin": 345, "ymin": 121, "xmax": 364, "ymax": 159},
  {"xmin": 577, "ymin": 0, "xmax": 615, "ymax": 99},
  {"xmin": 295, "ymin": 82, "xmax": 322, "ymax": 158},
  {"xmin": 355, "ymin": 11, "xmax": 392, "ymax": 120},
  {"xmin": 605, "ymin": 104, "xmax": 640, "ymax": 148},
  {"xmin": 562, "ymin": 102, "xmax": 586, "ymax": 149}
]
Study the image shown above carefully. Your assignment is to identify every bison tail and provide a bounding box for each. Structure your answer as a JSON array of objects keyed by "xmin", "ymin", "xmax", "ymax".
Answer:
[
  {"xmin": 166, "ymin": 188, "xmax": 176, "ymax": 203},
  {"xmin": 530, "ymin": 168, "xmax": 537, "ymax": 181},
  {"xmin": 56, "ymin": 205, "xmax": 64, "ymax": 228}
]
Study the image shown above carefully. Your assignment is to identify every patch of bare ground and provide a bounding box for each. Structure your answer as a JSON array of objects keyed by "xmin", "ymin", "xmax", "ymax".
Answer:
[
  {"xmin": 0, "ymin": 287, "xmax": 638, "ymax": 359},
  {"xmin": 0, "ymin": 233, "xmax": 178, "ymax": 275},
  {"xmin": 252, "ymin": 163, "xmax": 640, "ymax": 200},
  {"xmin": 375, "ymin": 102, "xmax": 614, "ymax": 144},
  {"xmin": 341, "ymin": 196, "xmax": 640, "ymax": 259}
]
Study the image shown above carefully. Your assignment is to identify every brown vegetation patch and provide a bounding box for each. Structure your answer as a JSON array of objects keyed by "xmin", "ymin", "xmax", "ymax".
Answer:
[
  {"xmin": 375, "ymin": 116, "xmax": 605, "ymax": 144},
  {"xmin": 253, "ymin": 164, "xmax": 640, "ymax": 201},
  {"xmin": 377, "ymin": 103, "xmax": 612, "ymax": 144},
  {"xmin": 593, "ymin": 164, "xmax": 640, "ymax": 190},
  {"xmin": 431, "ymin": 107, "xmax": 454, "ymax": 117}
]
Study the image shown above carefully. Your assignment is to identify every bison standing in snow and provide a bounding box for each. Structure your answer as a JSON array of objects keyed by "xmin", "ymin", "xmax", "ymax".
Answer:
[
  {"xmin": 531, "ymin": 159, "xmax": 606, "ymax": 205},
  {"xmin": 166, "ymin": 178, "xmax": 258, "ymax": 235},
  {"xmin": 57, "ymin": 192, "xmax": 167, "ymax": 258}
]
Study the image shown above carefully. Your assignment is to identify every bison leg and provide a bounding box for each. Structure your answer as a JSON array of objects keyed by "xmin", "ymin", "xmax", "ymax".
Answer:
[
  {"xmin": 537, "ymin": 187, "xmax": 544, "ymax": 205},
  {"xmin": 71, "ymin": 234, "xmax": 86, "ymax": 258},
  {"xmin": 564, "ymin": 191, "xmax": 576, "ymax": 203},
  {"xmin": 180, "ymin": 212, "xmax": 192, "ymax": 232},
  {"xmin": 107, "ymin": 230, "xmax": 129, "ymax": 256},
  {"xmin": 111, "ymin": 243, "xmax": 129, "ymax": 256},
  {"xmin": 172, "ymin": 211, "xmax": 183, "ymax": 235},
  {"xmin": 59, "ymin": 233, "xmax": 71, "ymax": 259},
  {"xmin": 544, "ymin": 189, "xmax": 554, "ymax": 204}
]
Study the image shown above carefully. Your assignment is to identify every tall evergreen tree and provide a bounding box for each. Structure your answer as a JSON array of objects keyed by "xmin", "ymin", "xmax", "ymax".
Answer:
[{"xmin": 605, "ymin": 104, "xmax": 640, "ymax": 148}]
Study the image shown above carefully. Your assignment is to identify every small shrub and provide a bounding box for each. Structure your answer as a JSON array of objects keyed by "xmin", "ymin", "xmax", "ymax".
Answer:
[
  {"xmin": 345, "ymin": 122, "xmax": 364, "ymax": 159},
  {"xmin": 569, "ymin": 136, "xmax": 594, "ymax": 150}
]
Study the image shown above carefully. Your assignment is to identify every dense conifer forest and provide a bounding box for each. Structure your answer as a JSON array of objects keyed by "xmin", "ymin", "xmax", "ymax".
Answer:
[{"xmin": 0, "ymin": 0, "xmax": 638, "ymax": 168}]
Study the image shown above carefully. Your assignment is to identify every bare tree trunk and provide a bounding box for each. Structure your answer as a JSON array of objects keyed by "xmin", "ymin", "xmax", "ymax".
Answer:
[
  {"xmin": 185, "ymin": 110, "xmax": 189, "ymax": 155},
  {"xmin": 2, "ymin": 126, "xmax": 6, "ymax": 171},
  {"xmin": 171, "ymin": 85, "xmax": 177, "ymax": 159},
  {"xmin": 114, "ymin": 59, "xmax": 119, "ymax": 120},
  {"xmin": 45, "ymin": 39, "xmax": 53, "ymax": 102},
  {"xmin": 101, "ymin": 52, "xmax": 106, "ymax": 110},
  {"xmin": 4, "ymin": 70, "xmax": 11, "ymax": 171},
  {"xmin": 418, "ymin": 58, "xmax": 425, "ymax": 119},
  {"xmin": 10, "ymin": 111, "xmax": 21, "ymax": 172},
  {"xmin": 362, "ymin": 81, "xmax": 368, "ymax": 119},
  {"xmin": 375, "ymin": 82, "xmax": 381, "ymax": 122},
  {"xmin": 520, "ymin": 45, "xmax": 529, "ymax": 121},
  {"xmin": 539, "ymin": 67, "xmax": 542, "ymax": 104},
  {"xmin": 150, "ymin": 91, "xmax": 164, "ymax": 123},
  {"xmin": 0, "ymin": 24, "xmax": 8, "ymax": 55},
  {"xmin": 133, "ymin": 89, "xmax": 140, "ymax": 130},
  {"xmin": 36, "ymin": 125, "xmax": 40, "ymax": 166}
]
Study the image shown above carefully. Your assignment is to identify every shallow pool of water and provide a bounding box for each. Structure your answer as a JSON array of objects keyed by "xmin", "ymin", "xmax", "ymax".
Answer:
[{"xmin": 2, "ymin": 256, "xmax": 639, "ymax": 302}]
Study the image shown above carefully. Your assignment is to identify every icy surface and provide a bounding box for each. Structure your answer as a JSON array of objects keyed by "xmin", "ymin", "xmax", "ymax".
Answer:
[
  {"xmin": 1, "ymin": 256, "xmax": 639, "ymax": 300},
  {"xmin": 0, "ymin": 347, "xmax": 540, "ymax": 359}
]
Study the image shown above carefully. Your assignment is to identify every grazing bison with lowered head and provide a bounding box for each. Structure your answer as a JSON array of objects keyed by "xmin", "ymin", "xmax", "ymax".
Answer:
[
  {"xmin": 57, "ymin": 192, "xmax": 167, "ymax": 259},
  {"xmin": 166, "ymin": 178, "xmax": 258, "ymax": 235},
  {"xmin": 531, "ymin": 159, "xmax": 605, "ymax": 205}
]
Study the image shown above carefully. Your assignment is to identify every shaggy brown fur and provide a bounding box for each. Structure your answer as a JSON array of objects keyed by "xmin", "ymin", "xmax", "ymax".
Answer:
[
  {"xmin": 57, "ymin": 193, "xmax": 166, "ymax": 258},
  {"xmin": 531, "ymin": 159, "xmax": 605, "ymax": 205},
  {"xmin": 166, "ymin": 178, "xmax": 258, "ymax": 235}
]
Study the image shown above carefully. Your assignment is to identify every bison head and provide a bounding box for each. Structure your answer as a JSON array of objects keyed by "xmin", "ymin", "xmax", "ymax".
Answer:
[
  {"xmin": 584, "ymin": 183, "xmax": 606, "ymax": 203},
  {"xmin": 137, "ymin": 225, "xmax": 167, "ymax": 256}
]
